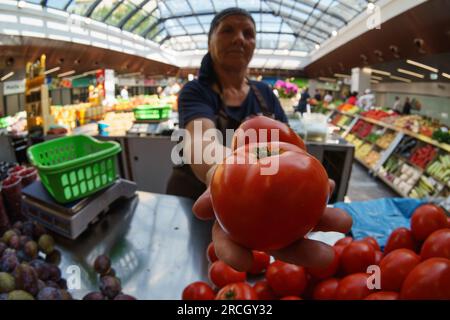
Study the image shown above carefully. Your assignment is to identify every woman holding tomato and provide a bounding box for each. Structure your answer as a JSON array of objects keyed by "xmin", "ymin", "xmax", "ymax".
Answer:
[{"xmin": 166, "ymin": 7, "xmax": 352, "ymax": 272}]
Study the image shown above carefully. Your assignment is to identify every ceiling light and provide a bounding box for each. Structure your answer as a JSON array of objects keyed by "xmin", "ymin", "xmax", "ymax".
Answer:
[
  {"xmin": 332, "ymin": 30, "xmax": 338, "ymax": 37},
  {"xmin": 44, "ymin": 67, "xmax": 61, "ymax": 75},
  {"xmin": 371, "ymin": 75, "xmax": 383, "ymax": 80},
  {"xmin": 315, "ymin": 44, "xmax": 320, "ymax": 50},
  {"xmin": 441, "ymin": 72, "xmax": 450, "ymax": 79},
  {"xmin": 371, "ymin": 80, "xmax": 379, "ymax": 84},
  {"xmin": 57, "ymin": 70, "xmax": 76, "ymax": 78},
  {"xmin": 318, "ymin": 77, "xmax": 336, "ymax": 82},
  {"xmin": 17, "ymin": 1, "xmax": 26, "ymax": 9},
  {"xmin": 363, "ymin": 67, "xmax": 372, "ymax": 73},
  {"xmin": 367, "ymin": 2, "xmax": 375, "ymax": 10},
  {"xmin": 390, "ymin": 75, "xmax": 411, "ymax": 83},
  {"xmin": 371, "ymin": 68, "xmax": 391, "ymax": 76},
  {"xmin": 397, "ymin": 68, "xmax": 424, "ymax": 79},
  {"xmin": 334, "ymin": 73, "xmax": 350, "ymax": 78},
  {"xmin": 1, "ymin": 72, "xmax": 14, "ymax": 81},
  {"xmin": 406, "ymin": 59, "xmax": 438, "ymax": 73}
]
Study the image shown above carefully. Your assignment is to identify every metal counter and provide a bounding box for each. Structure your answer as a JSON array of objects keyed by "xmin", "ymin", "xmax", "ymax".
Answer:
[{"xmin": 56, "ymin": 192, "xmax": 212, "ymax": 300}]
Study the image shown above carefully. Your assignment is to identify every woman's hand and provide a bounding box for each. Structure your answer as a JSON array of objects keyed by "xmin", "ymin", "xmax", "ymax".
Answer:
[{"xmin": 192, "ymin": 179, "xmax": 352, "ymax": 272}]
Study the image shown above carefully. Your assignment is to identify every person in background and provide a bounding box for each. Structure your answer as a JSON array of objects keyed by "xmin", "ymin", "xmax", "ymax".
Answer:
[
  {"xmin": 347, "ymin": 91, "xmax": 358, "ymax": 105},
  {"xmin": 120, "ymin": 86, "xmax": 129, "ymax": 100},
  {"xmin": 296, "ymin": 87, "xmax": 310, "ymax": 114},
  {"xmin": 314, "ymin": 89, "xmax": 322, "ymax": 101},
  {"xmin": 392, "ymin": 96, "xmax": 402, "ymax": 113},
  {"xmin": 358, "ymin": 89, "xmax": 375, "ymax": 111},
  {"xmin": 403, "ymin": 97, "xmax": 412, "ymax": 115},
  {"xmin": 323, "ymin": 91, "xmax": 333, "ymax": 104}
]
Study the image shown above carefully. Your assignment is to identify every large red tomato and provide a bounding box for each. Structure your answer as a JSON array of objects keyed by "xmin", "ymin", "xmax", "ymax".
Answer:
[
  {"xmin": 312, "ymin": 278, "xmax": 339, "ymax": 300},
  {"xmin": 182, "ymin": 282, "xmax": 215, "ymax": 300},
  {"xmin": 400, "ymin": 257, "xmax": 450, "ymax": 300},
  {"xmin": 410, "ymin": 204, "xmax": 447, "ymax": 241},
  {"xmin": 361, "ymin": 236, "xmax": 380, "ymax": 251},
  {"xmin": 335, "ymin": 237, "xmax": 353, "ymax": 247},
  {"xmin": 211, "ymin": 142, "xmax": 329, "ymax": 251},
  {"xmin": 265, "ymin": 261, "xmax": 308, "ymax": 297},
  {"xmin": 420, "ymin": 228, "xmax": 450, "ymax": 260},
  {"xmin": 248, "ymin": 251, "xmax": 271, "ymax": 275},
  {"xmin": 280, "ymin": 296, "xmax": 302, "ymax": 300},
  {"xmin": 335, "ymin": 273, "xmax": 372, "ymax": 300},
  {"xmin": 216, "ymin": 283, "xmax": 257, "ymax": 300},
  {"xmin": 374, "ymin": 251, "xmax": 383, "ymax": 265},
  {"xmin": 364, "ymin": 291, "xmax": 399, "ymax": 300},
  {"xmin": 340, "ymin": 241, "xmax": 376, "ymax": 275},
  {"xmin": 379, "ymin": 248, "xmax": 421, "ymax": 292},
  {"xmin": 384, "ymin": 227, "xmax": 417, "ymax": 254},
  {"xmin": 253, "ymin": 280, "xmax": 277, "ymax": 300},
  {"xmin": 307, "ymin": 246, "xmax": 340, "ymax": 280},
  {"xmin": 231, "ymin": 115, "xmax": 306, "ymax": 151},
  {"xmin": 206, "ymin": 242, "xmax": 218, "ymax": 263},
  {"xmin": 208, "ymin": 261, "xmax": 246, "ymax": 288}
]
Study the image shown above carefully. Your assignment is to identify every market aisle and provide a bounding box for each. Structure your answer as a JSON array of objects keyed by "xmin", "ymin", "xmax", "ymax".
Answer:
[{"xmin": 346, "ymin": 162, "xmax": 397, "ymax": 202}]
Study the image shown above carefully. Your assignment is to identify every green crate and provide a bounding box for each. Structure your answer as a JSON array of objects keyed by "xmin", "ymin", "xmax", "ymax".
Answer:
[
  {"xmin": 133, "ymin": 105, "xmax": 171, "ymax": 121},
  {"xmin": 27, "ymin": 135, "xmax": 121, "ymax": 204}
]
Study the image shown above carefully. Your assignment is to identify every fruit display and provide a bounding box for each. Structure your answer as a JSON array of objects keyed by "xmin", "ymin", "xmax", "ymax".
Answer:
[
  {"xmin": 409, "ymin": 144, "xmax": 437, "ymax": 169},
  {"xmin": 337, "ymin": 103, "xmax": 360, "ymax": 115},
  {"xmin": 355, "ymin": 143, "xmax": 372, "ymax": 160},
  {"xmin": 0, "ymin": 112, "xmax": 27, "ymax": 135},
  {"xmin": 365, "ymin": 132, "xmax": 381, "ymax": 144},
  {"xmin": 375, "ymin": 132, "xmax": 397, "ymax": 149},
  {"xmin": 98, "ymin": 112, "xmax": 135, "ymax": 136},
  {"xmin": 364, "ymin": 150, "xmax": 381, "ymax": 168},
  {"xmin": 360, "ymin": 109, "xmax": 392, "ymax": 120},
  {"xmin": 330, "ymin": 113, "xmax": 353, "ymax": 128},
  {"xmin": 351, "ymin": 120, "xmax": 373, "ymax": 139},
  {"xmin": 392, "ymin": 163, "xmax": 421, "ymax": 195},
  {"xmin": 426, "ymin": 154, "xmax": 450, "ymax": 186},
  {"xmin": 409, "ymin": 176, "xmax": 443, "ymax": 198},
  {"xmin": 182, "ymin": 203, "xmax": 450, "ymax": 300},
  {"xmin": 432, "ymin": 128, "xmax": 450, "ymax": 144}
]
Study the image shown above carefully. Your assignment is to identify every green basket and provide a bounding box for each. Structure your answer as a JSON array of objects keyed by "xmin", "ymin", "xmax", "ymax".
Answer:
[
  {"xmin": 133, "ymin": 105, "xmax": 171, "ymax": 121},
  {"xmin": 27, "ymin": 135, "xmax": 121, "ymax": 204}
]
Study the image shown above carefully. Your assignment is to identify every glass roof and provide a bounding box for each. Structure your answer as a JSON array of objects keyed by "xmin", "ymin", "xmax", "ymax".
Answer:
[{"xmin": 27, "ymin": 0, "xmax": 375, "ymax": 53}]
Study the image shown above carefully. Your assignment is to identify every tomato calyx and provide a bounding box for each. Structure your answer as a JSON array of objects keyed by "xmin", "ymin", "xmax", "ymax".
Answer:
[
  {"xmin": 223, "ymin": 290, "xmax": 237, "ymax": 300},
  {"xmin": 253, "ymin": 145, "xmax": 283, "ymax": 159}
]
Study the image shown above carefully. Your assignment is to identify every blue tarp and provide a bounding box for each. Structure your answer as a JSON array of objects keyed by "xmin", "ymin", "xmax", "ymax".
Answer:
[{"xmin": 333, "ymin": 198, "xmax": 426, "ymax": 249}]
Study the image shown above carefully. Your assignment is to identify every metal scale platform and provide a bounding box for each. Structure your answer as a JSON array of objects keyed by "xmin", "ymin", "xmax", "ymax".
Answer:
[{"xmin": 22, "ymin": 179, "xmax": 137, "ymax": 240}]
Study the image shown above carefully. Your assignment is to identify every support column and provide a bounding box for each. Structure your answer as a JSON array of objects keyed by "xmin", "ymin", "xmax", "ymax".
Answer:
[{"xmin": 351, "ymin": 67, "xmax": 371, "ymax": 94}]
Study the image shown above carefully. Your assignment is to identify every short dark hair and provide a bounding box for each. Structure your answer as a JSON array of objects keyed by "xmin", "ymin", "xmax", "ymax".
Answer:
[{"xmin": 208, "ymin": 7, "xmax": 256, "ymax": 43}]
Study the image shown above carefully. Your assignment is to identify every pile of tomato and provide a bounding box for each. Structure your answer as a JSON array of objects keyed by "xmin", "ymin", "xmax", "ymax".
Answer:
[{"xmin": 182, "ymin": 203, "xmax": 450, "ymax": 300}]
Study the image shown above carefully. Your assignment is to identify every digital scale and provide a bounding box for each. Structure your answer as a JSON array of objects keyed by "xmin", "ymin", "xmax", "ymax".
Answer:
[{"xmin": 21, "ymin": 179, "xmax": 137, "ymax": 240}]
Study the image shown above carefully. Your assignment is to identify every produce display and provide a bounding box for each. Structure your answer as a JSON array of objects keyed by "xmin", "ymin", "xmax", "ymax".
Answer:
[
  {"xmin": 355, "ymin": 143, "xmax": 372, "ymax": 160},
  {"xmin": 432, "ymin": 128, "xmax": 450, "ymax": 144},
  {"xmin": 409, "ymin": 176, "xmax": 443, "ymax": 198},
  {"xmin": 364, "ymin": 150, "xmax": 381, "ymax": 168},
  {"xmin": 0, "ymin": 112, "xmax": 27, "ymax": 135},
  {"xmin": 330, "ymin": 113, "xmax": 353, "ymax": 129},
  {"xmin": 387, "ymin": 163, "xmax": 421, "ymax": 195},
  {"xmin": 409, "ymin": 144, "xmax": 437, "ymax": 169},
  {"xmin": 394, "ymin": 136, "xmax": 418, "ymax": 159},
  {"xmin": 182, "ymin": 204, "xmax": 450, "ymax": 300},
  {"xmin": 376, "ymin": 132, "xmax": 397, "ymax": 149},
  {"xmin": 336, "ymin": 103, "xmax": 360, "ymax": 115},
  {"xmin": 426, "ymin": 154, "xmax": 450, "ymax": 186},
  {"xmin": 351, "ymin": 120, "xmax": 373, "ymax": 139},
  {"xmin": 360, "ymin": 109, "xmax": 392, "ymax": 121}
]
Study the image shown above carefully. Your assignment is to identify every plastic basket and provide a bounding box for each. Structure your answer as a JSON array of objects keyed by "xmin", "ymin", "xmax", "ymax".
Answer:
[
  {"xmin": 133, "ymin": 105, "xmax": 171, "ymax": 121},
  {"xmin": 27, "ymin": 135, "xmax": 121, "ymax": 204}
]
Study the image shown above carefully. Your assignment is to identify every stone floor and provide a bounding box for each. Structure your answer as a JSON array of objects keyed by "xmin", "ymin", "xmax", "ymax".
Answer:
[{"xmin": 346, "ymin": 162, "xmax": 398, "ymax": 202}]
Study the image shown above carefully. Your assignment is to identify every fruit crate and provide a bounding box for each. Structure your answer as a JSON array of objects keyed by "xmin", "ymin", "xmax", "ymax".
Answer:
[
  {"xmin": 133, "ymin": 104, "xmax": 171, "ymax": 121},
  {"xmin": 27, "ymin": 135, "xmax": 121, "ymax": 204}
]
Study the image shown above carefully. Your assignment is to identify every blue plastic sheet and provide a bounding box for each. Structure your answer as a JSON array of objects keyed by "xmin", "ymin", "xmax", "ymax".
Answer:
[{"xmin": 333, "ymin": 198, "xmax": 426, "ymax": 249}]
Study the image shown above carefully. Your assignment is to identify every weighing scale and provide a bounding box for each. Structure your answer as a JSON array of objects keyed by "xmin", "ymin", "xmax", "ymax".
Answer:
[{"xmin": 21, "ymin": 179, "xmax": 137, "ymax": 240}]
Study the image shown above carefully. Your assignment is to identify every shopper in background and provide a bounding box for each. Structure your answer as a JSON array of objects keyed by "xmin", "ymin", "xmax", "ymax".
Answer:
[
  {"xmin": 166, "ymin": 7, "xmax": 352, "ymax": 272},
  {"xmin": 347, "ymin": 91, "xmax": 358, "ymax": 105},
  {"xmin": 296, "ymin": 87, "xmax": 310, "ymax": 114},
  {"xmin": 392, "ymin": 96, "xmax": 402, "ymax": 113},
  {"xmin": 323, "ymin": 91, "xmax": 333, "ymax": 104},
  {"xmin": 314, "ymin": 89, "xmax": 322, "ymax": 101},
  {"xmin": 358, "ymin": 89, "xmax": 375, "ymax": 111},
  {"xmin": 403, "ymin": 97, "xmax": 412, "ymax": 115},
  {"xmin": 120, "ymin": 86, "xmax": 129, "ymax": 100}
]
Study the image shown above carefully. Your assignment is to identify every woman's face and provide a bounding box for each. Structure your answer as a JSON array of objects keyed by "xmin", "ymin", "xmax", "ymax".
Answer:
[{"xmin": 209, "ymin": 15, "xmax": 256, "ymax": 71}]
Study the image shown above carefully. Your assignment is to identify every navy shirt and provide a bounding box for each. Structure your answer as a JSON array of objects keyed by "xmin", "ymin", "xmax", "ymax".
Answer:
[{"xmin": 178, "ymin": 53, "xmax": 288, "ymax": 129}]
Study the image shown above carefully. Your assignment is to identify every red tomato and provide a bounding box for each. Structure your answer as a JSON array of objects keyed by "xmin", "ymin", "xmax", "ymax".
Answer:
[
  {"xmin": 420, "ymin": 228, "xmax": 450, "ymax": 260},
  {"xmin": 280, "ymin": 296, "xmax": 302, "ymax": 300},
  {"xmin": 361, "ymin": 236, "xmax": 380, "ymax": 251},
  {"xmin": 216, "ymin": 283, "xmax": 257, "ymax": 300},
  {"xmin": 364, "ymin": 291, "xmax": 399, "ymax": 300},
  {"xmin": 307, "ymin": 246, "xmax": 340, "ymax": 279},
  {"xmin": 334, "ymin": 237, "xmax": 353, "ymax": 247},
  {"xmin": 265, "ymin": 261, "xmax": 308, "ymax": 297},
  {"xmin": 302, "ymin": 273, "xmax": 319, "ymax": 300},
  {"xmin": 334, "ymin": 244, "xmax": 346, "ymax": 257},
  {"xmin": 208, "ymin": 261, "xmax": 247, "ymax": 289},
  {"xmin": 447, "ymin": 216, "xmax": 450, "ymax": 227},
  {"xmin": 211, "ymin": 142, "xmax": 329, "ymax": 251},
  {"xmin": 207, "ymin": 242, "xmax": 218, "ymax": 263},
  {"xmin": 374, "ymin": 251, "xmax": 383, "ymax": 265},
  {"xmin": 400, "ymin": 257, "xmax": 450, "ymax": 300},
  {"xmin": 231, "ymin": 115, "xmax": 306, "ymax": 151},
  {"xmin": 248, "ymin": 251, "xmax": 271, "ymax": 275},
  {"xmin": 253, "ymin": 280, "xmax": 277, "ymax": 300},
  {"xmin": 312, "ymin": 278, "xmax": 339, "ymax": 300},
  {"xmin": 410, "ymin": 204, "xmax": 447, "ymax": 241},
  {"xmin": 340, "ymin": 241, "xmax": 376, "ymax": 275},
  {"xmin": 335, "ymin": 273, "xmax": 372, "ymax": 300},
  {"xmin": 182, "ymin": 281, "xmax": 215, "ymax": 300},
  {"xmin": 379, "ymin": 248, "xmax": 421, "ymax": 292},
  {"xmin": 384, "ymin": 227, "xmax": 417, "ymax": 254}
]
